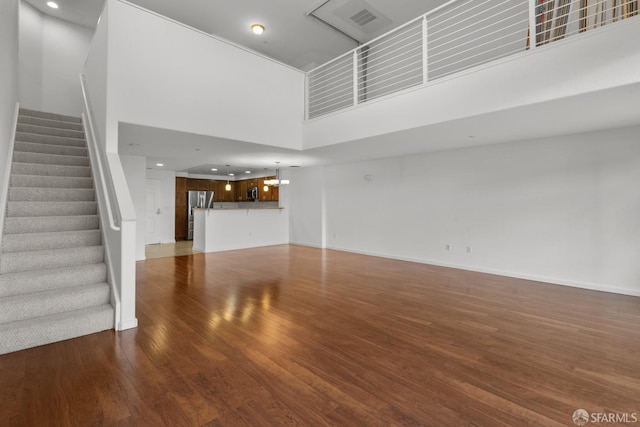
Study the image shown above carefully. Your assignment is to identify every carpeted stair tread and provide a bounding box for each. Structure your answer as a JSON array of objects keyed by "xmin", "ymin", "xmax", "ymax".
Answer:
[
  {"xmin": 0, "ymin": 283, "xmax": 110, "ymax": 325},
  {"xmin": 19, "ymin": 108, "xmax": 81, "ymax": 124},
  {"xmin": 4, "ymin": 214, "xmax": 99, "ymax": 234},
  {"xmin": 13, "ymin": 151, "xmax": 89, "ymax": 167},
  {"xmin": 0, "ymin": 246, "xmax": 104, "ymax": 274},
  {"xmin": 17, "ymin": 123, "xmax": 85, "ymax": 139},
  {"xmin": 0, "ymin": 109, "xmax": 113, "ymax": 354},
  {"xmin": 7, "ymin": 201, "xmax": 97, "ymax": 217},
  {"xmin": 10, "ymin": 174, "xmax": 93, "ymax": 189},
  {"xmin": 0, "ymin": 263, "xmax": 107, "ymax": 298},
  {"xmin": 14, "ymin": 141, "xmax": 88, "ymax": 157},
  {"xmin": 15, "ymin": 132, "xmax": 86, "ymax": 148},
  {"xmin": 17, "ymin": 115, "xmax": 84, "ymax": 131},
  {"xmin": 9, "ymin": 187, "xmax": 95, "ymax": 202},
  {"xmin": 0, "ymin": 304, "xmax": 114, "ymax": 355},
  {"xmin": 2, "ymin": 230, "xmax": 102, "ymax": 253},
  {"xmin": 12, "ymin": 162, "xmax": 91, "ymax": 177}
]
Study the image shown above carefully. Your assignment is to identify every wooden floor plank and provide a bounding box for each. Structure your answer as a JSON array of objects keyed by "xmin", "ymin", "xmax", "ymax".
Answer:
[{"xmin": 1, "ymin": 245, "xmax": 640, "ymax": 426}]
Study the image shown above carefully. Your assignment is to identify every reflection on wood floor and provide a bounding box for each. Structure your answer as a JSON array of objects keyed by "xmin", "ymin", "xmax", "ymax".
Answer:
[
  {"xmin": 1, "ymin": 244, "xmax": 640, "ymax": 426},
  {"xmin": 145, "ymin": 240, "xmax": 200, "ymax": 259}
]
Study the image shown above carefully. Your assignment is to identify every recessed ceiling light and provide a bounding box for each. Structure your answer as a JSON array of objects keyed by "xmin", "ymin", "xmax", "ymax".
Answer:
[
  {"xmin": 229, "ymin": 173, "xmax": 235, "ymax": 176},
  {"xmin": 211, "ymin": 168, "xmax": 218, "ymax": 171},
  {"xmin": 245, "ymin": 170, "xmax": 251, "ymax": 174},
  {"xmin": 47, "ymin": 1, "xmax": 58, "ymax": 8},
  {"xmin": 156, "ymin": 163, "xmax": 164, "ymax": 167},
  {"xmin": 251, "ymin": 24, "xmax": 265, "ymax": 35}
]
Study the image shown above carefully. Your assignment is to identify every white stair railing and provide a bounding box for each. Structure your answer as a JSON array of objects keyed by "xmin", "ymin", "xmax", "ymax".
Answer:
[{"xmin": 306, "ymin": 0, "xmax": 638, "ymax": 119}]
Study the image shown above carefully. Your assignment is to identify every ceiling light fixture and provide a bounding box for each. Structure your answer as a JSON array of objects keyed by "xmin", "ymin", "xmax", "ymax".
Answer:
[
  {"xmin": 47, "ymin": 1, "xmax": 59, "ymax": 9},
  {"xmin": 211, "ymin": 168, "xmax": 218, "ymax": 171},
  {"xmin": 264, "ymin": 162, "xmax": 290, "ymax": 187},
  {"xmin": 225, "ymin": 165, "xmax": 231, "ymax": 191},
  {"xmin": 156, "ymin": 163, "xmax": 164, "ymax": 167},
  {"xmin": 251, "ymin": 24, "xmax": 265, "ymax": 35},
  {"xmin": 245, "ymin": 171, "xmax": 251, "ymax": 174}
]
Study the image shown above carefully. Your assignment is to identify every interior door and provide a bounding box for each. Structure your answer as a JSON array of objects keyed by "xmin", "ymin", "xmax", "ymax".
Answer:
[{"xmin": 145, "ymin": 178, "xmax": 162, "ymax": 245}]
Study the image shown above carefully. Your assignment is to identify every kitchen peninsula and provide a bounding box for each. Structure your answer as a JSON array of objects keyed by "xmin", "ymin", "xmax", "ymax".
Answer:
[{"xmin": 192, "ymin": 206, "xmax": 288, "ymax": 253}]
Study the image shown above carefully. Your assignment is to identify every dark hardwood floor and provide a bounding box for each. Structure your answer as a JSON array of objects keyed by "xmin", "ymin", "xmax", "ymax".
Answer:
[{"xmin": 2, "ymin": 245, "xmax": 640, "ymax": 426}]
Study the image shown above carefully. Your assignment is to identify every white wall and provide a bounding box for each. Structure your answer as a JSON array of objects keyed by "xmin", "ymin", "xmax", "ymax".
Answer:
[
  {"xmin": 289, "ymin": 166, "xmax": 325, "ymax": 247},
  {"xmin": 106, "ymin": 0, "xmax": 305, "ymax": 150},
  {"xmin": 296, "ymin": 126, "xmax": 640, "ymax": 296},
  {"xmin": 18, "ymin": 2, "xmax": 42, "ymax": 110},
  {"xmin": 19, "ymin": 2, "xmax": 93, "ymax": 116},
  {"xmin": 146, "ymin": 169, "xmax": 176, "ymax": 244},
  {"xmin": 83, "ymin": 1, "xmax": 109, "ymax": 148},
  {"xmin": 120, "ymin": 155, "xmax": 147, "ymax": 261},
  {"xmin": 0, "ymin": 0, "xmax": 19, "ymax": 184}
]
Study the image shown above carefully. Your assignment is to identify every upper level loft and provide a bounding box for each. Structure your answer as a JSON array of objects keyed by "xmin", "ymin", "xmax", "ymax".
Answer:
[
  {"xmin": 85, "ymin": 0, "xmax": 640, "ymax": 156},
  {"xmin": 306, "ymin": 0, "xmax": 639, "ymax": 120}
]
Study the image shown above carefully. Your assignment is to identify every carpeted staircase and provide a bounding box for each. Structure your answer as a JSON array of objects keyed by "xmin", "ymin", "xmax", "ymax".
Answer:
[{"xmin": 0, "ymin": 108, "xmax": 114, "ymax": 355}]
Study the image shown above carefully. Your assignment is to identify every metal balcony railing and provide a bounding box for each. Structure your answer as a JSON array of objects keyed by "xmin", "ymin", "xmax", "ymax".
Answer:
[{"xmin": 306, "ymin": 0, "xmax": 639, "ymax": 119}]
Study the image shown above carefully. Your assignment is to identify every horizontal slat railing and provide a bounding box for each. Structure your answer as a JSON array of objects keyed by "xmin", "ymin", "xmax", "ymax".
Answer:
[{"xmin": 306, "ymin": 0, "xmax": 638, "ymax": 119}]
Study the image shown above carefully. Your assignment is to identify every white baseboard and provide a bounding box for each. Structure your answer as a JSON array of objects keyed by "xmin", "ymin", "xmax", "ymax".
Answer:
[
  {"xmin": 325, "ymin": 245, "xmax": 640, "ymax": 298},
  {"xmin": 118, "ymin": 318, "xmax": 138, "ymax": 331},
  {"xmin": 289, "ymin": 241, "xmax": 325, "ymax": 249}
]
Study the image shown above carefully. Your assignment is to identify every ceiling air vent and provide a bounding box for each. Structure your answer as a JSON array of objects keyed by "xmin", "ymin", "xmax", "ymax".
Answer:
[
  {"xmin": 308, "ymin": 0, "xmax": 393, "ymax": 43},
  {"xmin": 350, "ymin": 9, "xmax": 377, "ymax": 26}
]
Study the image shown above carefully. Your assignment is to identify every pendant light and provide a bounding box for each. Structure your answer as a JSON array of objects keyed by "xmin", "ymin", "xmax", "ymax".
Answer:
[
  {"xmin": 225, "ymin": 165, "xmax": 231, "ymax": 191},
  {"xmin": 264, "ymin": 162, "xmax": 290, "ymax": 187}
]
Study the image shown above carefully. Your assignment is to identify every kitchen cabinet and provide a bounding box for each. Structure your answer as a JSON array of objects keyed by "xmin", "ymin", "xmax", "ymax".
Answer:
[
  {"xmin": 258, "ymin": 177, "xmax": 279, "ymax": 201},
  {"xmin": 217, "ymin": 180, "xmax": 235, "ymax": 202},
  {"xmin": 196, "ymin": 179, "xmax": 210, "ymax": 190},
  {"xmin": 235, "ymin": 180, "xmax": 248, "ymax": 201},
  {"xmin": 186, "ymin": 178, "xmax": 198, "ymax": 191},
  {"xmin": 175, "ymin": 178, "xmax": 187, "ymax": 240}
]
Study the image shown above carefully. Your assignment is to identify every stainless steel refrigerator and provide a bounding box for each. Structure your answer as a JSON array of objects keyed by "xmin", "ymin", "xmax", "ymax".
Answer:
[{"xmin": 186, "ymin": 191, "xmax": 214, "ymax": 240}]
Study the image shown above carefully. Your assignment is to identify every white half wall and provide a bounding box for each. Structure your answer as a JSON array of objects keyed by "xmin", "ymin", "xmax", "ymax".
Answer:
[
  {"xmin": 0, "ymin": 0, "xmax": 19, "ymax": 182},
  {"xmin": 120, "ymin": 154, "xmax": 146, "ymax": 261},
  {"xmin": 194, "ymin": 208, "xmax": 289, "ymax": 253},
  {"xmin": 297, "ymin": 126, "xmax": 640, "ymax": 296},
  {"xmin": 19, "ymin": 2, "xmax": 93, "ymax": 116},
  {"xmin": 146, "ymin": 169, "xmax": 176, "ymax": 244},
  {"xmin": 303, "ymin": 19, "xmax": 640, "ymax": 151}
]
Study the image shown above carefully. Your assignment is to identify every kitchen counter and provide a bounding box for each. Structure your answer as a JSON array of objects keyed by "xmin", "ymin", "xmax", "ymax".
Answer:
[{"xmin": 193, "ymin": 207, "xmax": 288, "ymax": 252}]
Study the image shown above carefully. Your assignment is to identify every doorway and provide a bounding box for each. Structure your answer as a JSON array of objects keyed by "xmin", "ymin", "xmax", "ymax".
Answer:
[{"xmin": 145, "ymin": 178, "xmax": 162, "ymax": 245}]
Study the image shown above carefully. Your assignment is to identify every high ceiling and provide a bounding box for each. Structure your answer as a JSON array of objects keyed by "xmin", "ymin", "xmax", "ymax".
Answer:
[
  {"xmin": 25, "ymin": 0, "xmax": 447, "ymax": 71},
  {"xmin": 24, "ymin": 0, "xmax": 454, "ymax": 176},
  {"xmin": 23, "ymin": 0, "xmax": 640, "ymax": 178}
]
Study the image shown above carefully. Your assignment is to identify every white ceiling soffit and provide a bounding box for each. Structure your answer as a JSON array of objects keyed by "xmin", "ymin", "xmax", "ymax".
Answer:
[{"xmin": 309, "ymin": 0, "xmax": 394, "ymax": 43}]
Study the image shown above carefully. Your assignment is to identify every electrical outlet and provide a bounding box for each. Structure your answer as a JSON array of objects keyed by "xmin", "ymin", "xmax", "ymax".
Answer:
[
  {"xmin": 445, "ymin": 244, "xmax": 451, "ymax": 252},
  {"xmin": 466, "ymin": 246, "xmax": 472, "ymax": 254}
]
